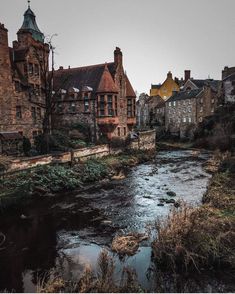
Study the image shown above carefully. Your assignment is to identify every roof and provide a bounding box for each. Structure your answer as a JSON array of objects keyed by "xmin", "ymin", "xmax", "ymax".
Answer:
[
  {"xmin": 155, "ymin": 98, "xmax": 166, "ymax": 108},
  {"xmin": 189, "ymin": 79, "xmax": 221, "ymax": 91},
  {"xmin": 97, "ymin": 64, "xmax": 118, "ymax": 93},
  {"xmin": 125, "ymin": 75, "xmax": 136, "ymax": 97},
  {"xmin": 19, "ymin": 6, "xmax": 44, "ymax": 43},
  {"xmin": 54, "ymin": 62, "xmax": 116, "ymax": 93},
  {"xmin": 167, "ymin": 89, "xmax": 201, "ymax": 102},
  {"xmin": 0, "ymin": 132, "xmax": 23, "ymax": 141},
  {"xmin": 151, "ymin": 84, "xmax": 162, "ymax": 89}
]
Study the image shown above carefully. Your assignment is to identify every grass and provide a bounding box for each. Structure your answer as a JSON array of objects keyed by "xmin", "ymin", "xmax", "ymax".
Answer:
[
  {"xmin": 152, "ymin": 157, "xmax": 235, "ymax": 273},
  {"xmin": 37, "ymin": 250, "xmax": 142, "ymax": 293}
]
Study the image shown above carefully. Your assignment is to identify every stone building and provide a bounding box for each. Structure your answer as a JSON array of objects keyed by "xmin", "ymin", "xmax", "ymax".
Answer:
[
  {"xmin": 52, "ymin": 47, "xmax": 136, "ymax": 141},
  {"xmin": 136, "ymin": 93, "xmax": 149, "ymax": 129},
  {"xmin": 222, "ymin": 66, "xmax": 235, "ymax": 103},
  {"xmin": 150, "ymin": 71, "xmax": 180, "ymax": 100},
  {"xmin": 0, "ymin": 3, "xmax": 48, "ymax": 143},
  {"xmin": 165, "ymin": 83, "xmax": 220, "ymax": 138}
]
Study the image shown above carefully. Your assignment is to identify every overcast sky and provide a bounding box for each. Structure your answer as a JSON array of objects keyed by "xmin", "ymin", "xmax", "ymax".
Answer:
[{"xmin": 1, "ymin": 0, "xmax": 235, "ymax": 94}]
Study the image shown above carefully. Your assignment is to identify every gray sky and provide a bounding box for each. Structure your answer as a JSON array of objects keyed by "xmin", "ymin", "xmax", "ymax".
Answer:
[{"xmin": 1, "ymin": 0, "xmax": 235, "ymax": 94}]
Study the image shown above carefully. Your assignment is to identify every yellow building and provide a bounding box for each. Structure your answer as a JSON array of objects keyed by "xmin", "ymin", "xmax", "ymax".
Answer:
[{"xmin": 150, "ymin": 71, "xmax": 180, "ymax": 100}]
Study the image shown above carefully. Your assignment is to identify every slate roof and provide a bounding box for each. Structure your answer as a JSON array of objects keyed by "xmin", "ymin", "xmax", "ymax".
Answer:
[
  {"xmin": 189, "ymin": 79, "xmax": 221, "ymax": 91},
  {"xmin": 19, "ymin": 6, "xmax": 44, "ymax": 43},
  {"xmin": 54, "ymin": 62, "xmax": 116, "ymax": 93},
  {"xmin": 167, "ymin": 89, "xmax": 201, "ymax": 102}
]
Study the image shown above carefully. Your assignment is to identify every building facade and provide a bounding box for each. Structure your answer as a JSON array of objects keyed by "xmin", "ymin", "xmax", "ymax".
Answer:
[
  {"xmin": 165, "ymin": 83, "xmax": 219, "ymax": 138},
  {"xmin": 0, "ymin": 4, "xmax": 48, "ymax": 141},
  {"xmin": 150, "ymin": 71, "xmax": 180, "ymax": 100},
  {"xmin": 52, "ymin": 47, "xmax": 136, "ymax": 141},
  {"xmin": 222, "ymin": 66, "xmax": 235, "ymax": 103}
]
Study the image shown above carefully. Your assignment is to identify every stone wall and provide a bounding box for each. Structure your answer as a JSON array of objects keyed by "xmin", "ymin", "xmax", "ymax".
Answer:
[
  {"xmin": 0, "ymin": 131, "xmax": 156, "ymax": 175},
  {"xmin": 131, "ymin": 130, "xmax": 156, "ymax": 150}
]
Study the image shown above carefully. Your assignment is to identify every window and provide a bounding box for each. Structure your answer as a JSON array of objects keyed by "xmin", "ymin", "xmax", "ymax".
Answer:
[
  {"xmin": 35, "ymin": 85, "xmax": 40, "ymax": 96},
  {"xmin": 108, "ymin": 95, "xmax": 113, "ymax": 116},
  {"xmin": 28, "ymin": 63, "xmax": 33, "ymax": 75},
  {"xmin": 211, "ymin": 107, "xmax": 214, "ymax": 113},
  {"xmin": 127, "ymin": 98, "xmax": 133, "ymax": 117},
  {"xmin": 31, "ymin": 107, "xmax": 36, "ymax": 122},
  {"xmin": 16, "ymin": 106, "xmax": 22, "ymax": 119},
  {"xmin": 69, "ymin": 102, "xmax": 76, "ymax": 112},
  {"xmin": 114, "ymin": 95, "xmax": 118, "ymax": 116},
  {"xmin": 84, "ymin": 94, "xmax": 89, "ymax": 112},
  {"xmin": 183, "ymin": 117, "xmax": 186, "ymax": 123},
  {"xmin": 15, "ymin": 81, "xmax": 21, "ymax": 92},
  {"xmin": 57, "ymin": 103, "xmax": 62, "ymax": 112},
  {"xmin": 188, "ymin": 117, "xmax": 192, "ymax": 123},
  {"xmin": 200, "ymin": 106, "xmax": 203, "ymax": 113},
  {"xmin": 99, "ymin": 95, "xmax": 105, "ymax": 116},
  {"xmin": 169, "ymin": 102, "xmax": 171, "ymax": 107},
  {"xmin": 200, "ymin": 98, "xmax": 203, "ymax": 104},
  {"xmin": 35, "ymin": 64, "xmax": 39, "ymax": 76},
  {"xmin": 37, "ymin": 107, "xmax": 41, "ymax": 120},
  {"xmin": 173, "ymin": 101, "xmax": 176, "ymax": 107},
  {"xmin": 117, "ymin": 127, "xmax": 121, "ymax": 136},
  {"xmin": 124, "ymin": 127, "xmax": 126, "ymax": 136}
]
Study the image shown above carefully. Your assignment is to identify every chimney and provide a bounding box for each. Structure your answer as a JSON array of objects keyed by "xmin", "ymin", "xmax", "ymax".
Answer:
[
  {"xmin": 167, "ymin": 71, "xmax": 172, "ymax": 79},
  {"xmin": 59, "ymin": 66, "xmax": 64, "ymax": 70},
  {"xmin": 114, "ymin": 47, "xmax": 123, "ymax": 67},
  {"xmin": 184, "ymin": 70, "xmax": 191, "ymax": 81}
]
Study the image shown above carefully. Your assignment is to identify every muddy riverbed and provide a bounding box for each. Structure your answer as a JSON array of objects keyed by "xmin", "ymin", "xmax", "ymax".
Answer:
[{"xmin": 1, "ymin": 149, "xmax": 232, "ymax": 292}]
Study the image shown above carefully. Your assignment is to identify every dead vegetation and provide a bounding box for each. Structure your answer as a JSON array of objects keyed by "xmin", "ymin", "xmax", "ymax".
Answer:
[
  {"xmin": 37, "ymin": 250, "xmax": 142, "ymax": 293},
  {"xmin": 152, "ymin": 156, "xmax": 235, "ymax": 273},
  {"xmin": 111, "ymin": 233, "xmax": 148, "ymax": 256}
]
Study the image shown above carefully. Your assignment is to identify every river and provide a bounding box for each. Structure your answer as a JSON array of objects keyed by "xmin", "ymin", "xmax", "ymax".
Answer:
[{"xmin": 0, "ymin": 150, "xmax": 215, "ymax": 292}]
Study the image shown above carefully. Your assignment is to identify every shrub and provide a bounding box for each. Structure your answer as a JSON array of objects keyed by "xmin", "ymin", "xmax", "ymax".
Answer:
[{"xmin": 81, "ymin": 159, "xmax": 109, "ymax": 182}]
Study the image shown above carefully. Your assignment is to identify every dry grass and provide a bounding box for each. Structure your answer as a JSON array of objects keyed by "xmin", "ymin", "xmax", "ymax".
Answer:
[
  {"xmin": 152, "ymin": 203, "xmax": 235, "ymax": 273},
  {"xmin": 37, "ymin": 250, "xmax": 142, "ymax": 293},
  {"xmin": 111, "ymin": 233, "xmax": 148, "ymax": 256}
]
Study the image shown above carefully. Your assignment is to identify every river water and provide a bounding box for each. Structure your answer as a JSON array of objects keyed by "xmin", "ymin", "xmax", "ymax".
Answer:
[{"xmin": 0, "ymin": 150, "xmax": 214, "ymax": 292}]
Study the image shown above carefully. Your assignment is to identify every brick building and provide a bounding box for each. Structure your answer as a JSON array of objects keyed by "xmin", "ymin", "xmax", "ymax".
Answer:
[
  {"xmin": 52, "ymin": 47, "xmax": 136, "ymax": 141},
  {"xmin": 0, "ymin": 3, "xmax": 48, "ymax": 143}
]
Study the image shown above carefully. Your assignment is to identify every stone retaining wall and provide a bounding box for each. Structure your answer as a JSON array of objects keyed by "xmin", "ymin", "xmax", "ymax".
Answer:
[{"xmin": 0, "ymin": 130, "xmax": 156, "ymax": 175}]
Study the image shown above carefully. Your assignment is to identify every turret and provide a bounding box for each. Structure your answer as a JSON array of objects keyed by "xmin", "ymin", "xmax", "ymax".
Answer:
[{"xmin": 17, "ymin": 1, "xmax": 44, "ymax": 44}]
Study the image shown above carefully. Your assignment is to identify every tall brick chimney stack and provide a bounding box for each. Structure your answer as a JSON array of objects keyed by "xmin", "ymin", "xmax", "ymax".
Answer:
[
  {"xmin": 184, "ymin": 70, "xmax": 191, "ymax": 82},
  {"xmin": 114, "ymin": 47, "xmax": 123, "ymax": 67}
]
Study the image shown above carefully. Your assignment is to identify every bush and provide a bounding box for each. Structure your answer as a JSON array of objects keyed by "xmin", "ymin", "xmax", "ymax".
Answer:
[{"xmin": 80, "ymin": 159, "xmax": 109, "ymax": 182}]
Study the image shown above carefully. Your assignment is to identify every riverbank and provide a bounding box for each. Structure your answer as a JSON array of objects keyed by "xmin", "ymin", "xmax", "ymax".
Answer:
[
  {"xmin": 152, "ymin": 155, "xmax": 235, "ymax": 277},
  {"xmin": 0, "ymin": 149, "xmax": 155, "ymax": 210}
]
